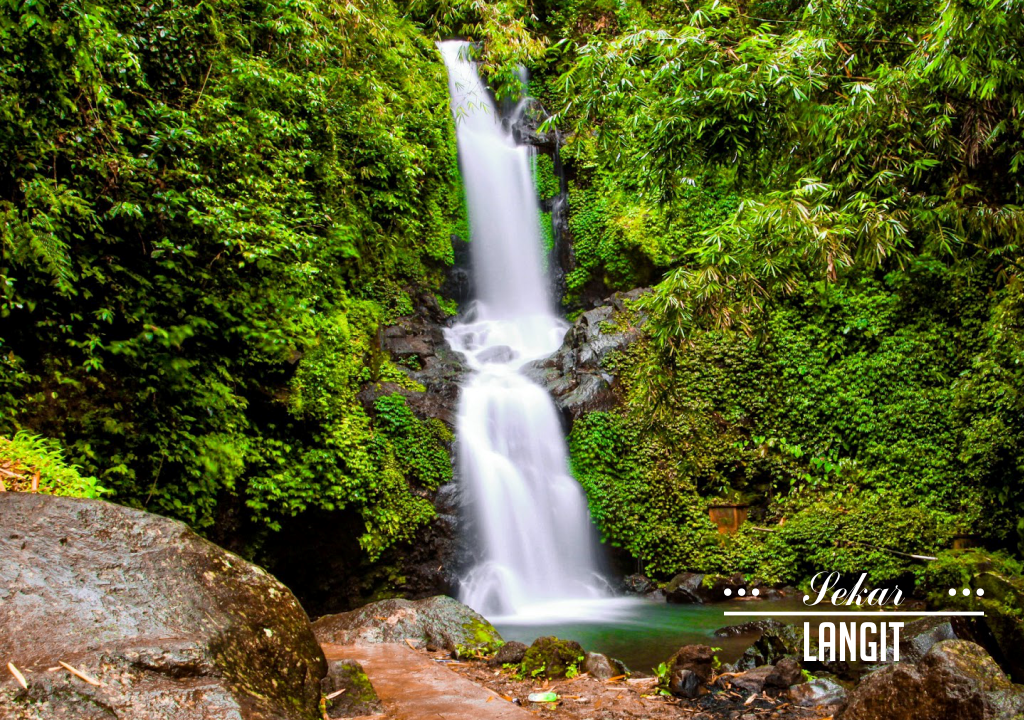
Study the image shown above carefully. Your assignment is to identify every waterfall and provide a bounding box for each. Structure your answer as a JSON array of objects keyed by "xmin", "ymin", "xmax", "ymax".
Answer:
[{"xmin": 439, "ymin": 41, "xmax": 608, "ymax": 617}]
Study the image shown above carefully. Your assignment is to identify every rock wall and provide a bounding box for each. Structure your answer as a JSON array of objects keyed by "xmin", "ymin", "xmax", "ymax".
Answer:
[{"xmin": 523, "ymin": 289, "xmax": 647, "ymax": 427}]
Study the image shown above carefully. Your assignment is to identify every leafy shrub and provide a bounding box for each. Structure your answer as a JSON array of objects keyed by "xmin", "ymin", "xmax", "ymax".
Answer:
[{"xmin": 0, "ymin": 432, "xmax": 106, "ymax": 498}]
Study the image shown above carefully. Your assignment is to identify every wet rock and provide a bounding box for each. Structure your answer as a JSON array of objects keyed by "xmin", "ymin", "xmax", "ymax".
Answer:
[
  {"xmin": 370, "ymin": 291, "xmax": 466, "ymax": 429},
  {"xmin": 668, "ymin": 645, "xmax": 716, "ymax": 683},
  {"xmin": 790, "ymin": 678, "xmax": 848, "ymax": 707},
  {"xmin": 665, "ymin": 572, "xmax": 705, "ymax": 604},
  {"xmin": 321, "ymin": 660, "xmax": 383, "ymax": 718},
  {"xmin": 767, "ymin": 657, "xmax": 804, "ymax": 688},
  {"xmin": 669, "ymin": 668, "xmax": 701, "ymax": 698},
  {"xmin": 733, "ymin": 620, "xmax": 802, "ymax": 671},
  {"xmin": 0, "ymin": 494, "xmax": 326, "ymax": 720},
  {"xmin": 522, "ymin": 290, "xmax": 648, "ymax": 423},
  {"xmin": 666, "ymin": 572, "xmax": 747, "ymax": 604},
  {"xmin": 583, "ymin": 652, "xmax": 626, "ymax": 680},
  {"xmin": 877, "ymin": 615, "xmax": 957, "ymax": 664},
  {"xmin": 521, "ymin": 637, "xmax": 586, "ymax": 679},
  {"xmin": 715, "ymin": 619, "xmax": 784, "ymax": 638},
  {"xmin": 490, "ymin": 641, "xmax": 529, "ymax": 666},
  {"xmin": 731, "ymin": 666, "xmax": 776, "ymax": 694},
  {"xmin": 443, "ymin": 234, "xmax": 473, "ymax": 304},
  {"xmin": 839, "ymin": 639, "xmax": 1024, "ymax": 720},
  {"xmin": 312, "ymin": 595, "xmax": 502, "ymax": 652},
  {"xmin": 477, "ymin": 344, "xmax": 518, "ymax": 364},
  {"xmin": 622, "ymin": 573, "xmax": 656, "ymax": 595},
  {"xmin": 510, "ymin": 100, "xmax": 558, "ymax": 152}
]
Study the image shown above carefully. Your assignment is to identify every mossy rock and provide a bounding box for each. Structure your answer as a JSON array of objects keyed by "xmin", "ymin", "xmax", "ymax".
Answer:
[
  {"xmin": 321, "ymin": 660, "xmax": 383, "ymax": 718},
  {"xmin": 521, "ymin": 637, "xmax": 585, "ymax": 679},
  {"xmin": 926, "ymin": 554, "xmax": 1024, "ymax": 683}
]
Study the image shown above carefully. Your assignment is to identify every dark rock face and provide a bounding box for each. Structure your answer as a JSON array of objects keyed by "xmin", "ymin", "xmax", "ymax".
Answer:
[
  {"xmin": 0, "ymin": 494, "xmax": 326, "ymax": 720},
  {"xmin": 321, "ymin": 660, "xmax": 383, "ymax": 718},
  {"xmin": 521, "ymin": 637, "xmax": 586, "ymax": 679},
  {"xmin": 669, "ymin": 668, "xmax": 701, "ymax": 698},
  {"xmin": 509, "ymin": 99, "xmax": 559, "ymax": 153},
  {"xmin": 669, "ymin": 645, "xmax": 716, "ymax": 683},
  {"xmin": 732, "ymin": 621, "xmax": 802, "ymax": 672},
  {"xmin": 261, "ymin": 290, "xmax": 464, "ymax": 618},
  {"xmin": 312, "ymin": 595, "xmax": 501, "ymax": 653},
  {"xmin": 839, "ymin": 639, "xmax": 1024, "ymax": 720},
  {"xmin": 522, "ymin": 290, "xmax": 648, "ymax": 425},
  {"xmin": 622, "ymin": 573, "xmax": 656, "ymax": 595},
  {"xmin": 368, "ymin": 291, "xmax": 466, "ymax": 429},
  {"xmin": 951, "ymin": 571, "xmax": 1024, "ymax": 684},
  {"xmin": 490, "ymin": 641, "xmax": 529, "ymax": 666}
]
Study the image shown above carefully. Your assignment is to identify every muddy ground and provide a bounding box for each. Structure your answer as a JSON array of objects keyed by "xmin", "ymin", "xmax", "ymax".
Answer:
[{"xmin": 427, "ymin": 650, "xmax": 839, "ymax": 720}]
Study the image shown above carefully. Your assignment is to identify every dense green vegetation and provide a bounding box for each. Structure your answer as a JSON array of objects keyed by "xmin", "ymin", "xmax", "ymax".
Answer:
[
  {"xmin": 535, "ymin": 0, "xmax": 1024, "ymax": 578},
  {"xmin": 1, "ymin": 0, "xmax": 461, "ymax": 556},
  {"xmin": 3, "ymin": 0, "xmax": 1022, "ymax": 590}
]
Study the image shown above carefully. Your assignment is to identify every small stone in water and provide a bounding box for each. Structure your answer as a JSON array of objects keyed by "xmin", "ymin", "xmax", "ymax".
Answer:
[{"xmin": 528, "ymin": 692, "xmax": 559, "ymax": 703}]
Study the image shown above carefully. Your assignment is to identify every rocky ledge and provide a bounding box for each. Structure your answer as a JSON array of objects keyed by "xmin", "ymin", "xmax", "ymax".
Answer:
[{"xmin": 523, "ymin": 289, "xmax": 648, "ymax": 425}]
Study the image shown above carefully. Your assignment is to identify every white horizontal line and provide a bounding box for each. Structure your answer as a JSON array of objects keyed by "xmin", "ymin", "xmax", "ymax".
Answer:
[{"xmin": 722, "ymin": 611, "xmax": 985, "ymax": 616}]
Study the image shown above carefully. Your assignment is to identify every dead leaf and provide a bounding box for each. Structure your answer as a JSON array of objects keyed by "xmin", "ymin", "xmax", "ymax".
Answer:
[
  {"xmin": 7, "ymin": 663, "xmax": 27, "ymax": 689},
  {"xmin": 325, "ymin": 688, "xmax": 346, "ymax": 700}
]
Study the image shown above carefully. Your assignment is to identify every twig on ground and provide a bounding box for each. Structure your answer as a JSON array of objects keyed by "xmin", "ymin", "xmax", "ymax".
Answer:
[{"xmin": 58, "ymin": 661, "xmax": 102, "ymax": 687}]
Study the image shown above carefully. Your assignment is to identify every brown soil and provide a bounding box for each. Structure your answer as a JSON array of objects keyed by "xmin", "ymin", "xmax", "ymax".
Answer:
[{"xmin": 432, "ymin": 651, "xmax": 840, "ymax": 720}]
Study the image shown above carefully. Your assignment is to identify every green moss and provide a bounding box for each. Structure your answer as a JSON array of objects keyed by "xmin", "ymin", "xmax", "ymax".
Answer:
[
  {"xmin": 521, "ymin": 637, "xmax": 585, "ymax": 679},
  {"xmin": 533, "ymin": 153, "xmax": 561, "ymax": 200},
  {"xmin": 461, "ymin": 616, "xmax": 504, "ymax": 647}
]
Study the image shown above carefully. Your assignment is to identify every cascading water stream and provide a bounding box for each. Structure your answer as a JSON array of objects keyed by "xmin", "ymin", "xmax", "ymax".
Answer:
[{"xmin": 439, "ymin": 41, "xmax": 608, "ymax": 618}]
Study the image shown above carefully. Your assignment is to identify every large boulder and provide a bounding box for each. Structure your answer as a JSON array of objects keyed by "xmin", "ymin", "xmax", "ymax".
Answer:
[
  {"xmin": 0, "ymin": 494, "xmax": 326, "ymax": 720},
  {"xmin": 839, "ymin": 640, "xmax": 1024, "ymax": 720},
  {"xmin": 665, "ymin": 572, "xmax": 706, "ymax": 604},
  {"xmin": 312, "ymin": 595, "xmax": 502, "ymax": 653},
  {"xmin": 522, "ymin": 291, "xmax": 647, "ymax": 423}
]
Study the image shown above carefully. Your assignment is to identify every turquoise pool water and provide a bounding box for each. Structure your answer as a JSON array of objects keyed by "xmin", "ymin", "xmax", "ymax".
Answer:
[{"xmin": 490, "ymin": 596, "xmax": 815, "ymax": 673}]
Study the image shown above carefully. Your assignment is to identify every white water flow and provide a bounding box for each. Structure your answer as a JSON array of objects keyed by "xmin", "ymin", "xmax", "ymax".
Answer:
[{"xmin": 440, "ymin": 41, "xmax": 609, "ymax": 619}]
